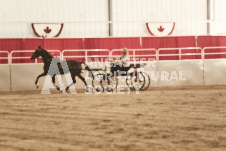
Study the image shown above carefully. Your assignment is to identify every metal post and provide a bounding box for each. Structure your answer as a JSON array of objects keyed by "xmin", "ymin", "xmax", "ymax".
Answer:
[
  {"xmin": 133, "ymin": 49, "xmax": 135, "ymax": 64},
  {"xmin": 207, "ymin": 0, "xmax": 215, "ymax": 35},
  {"xmin": 85, "ymin": 50, "xmax": 88, "ymax": 63},
  {"xmin": 179, "ymin": 49, "xmax": 182, "ymax": 60},
  {"xmin": 108, "ymin": 0, "xmax": 113, "ymax": 36},
  {"xmin": 202, "ymin": 48, "xmax": 205, "ymax": 60}
]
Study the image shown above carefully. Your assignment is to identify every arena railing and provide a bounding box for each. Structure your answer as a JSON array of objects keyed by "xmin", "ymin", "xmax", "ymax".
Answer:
[
  {"xmin": 5, "ymin": 47, "xmax": 226, "ymax": 64},
  {"xmin": 110, "ymin": 49, "xmax": 157, "ymax": 64},
  {"xmin": 0, "ymin": 51, "xmax": 9, "ymax": 64},
  {"xmin": 10, "ymin": 50, "xmax": 61, "ymax": 64},
  {"xmin": 62, "ymin": 49, "xmax": 111, "ymax": 63},
  {"xmin": 202, "ymin": 47, "xmax": 226, "ymax": 59},
  {"xmin": 157, "ymin": 47, "xmax": 203, "ymax": 60}
]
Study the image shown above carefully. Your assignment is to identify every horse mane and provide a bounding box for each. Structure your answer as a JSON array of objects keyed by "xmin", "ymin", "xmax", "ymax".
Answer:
[{"xmin": 40, "ymin": 48, "xmax": 53, "ymax": 59}]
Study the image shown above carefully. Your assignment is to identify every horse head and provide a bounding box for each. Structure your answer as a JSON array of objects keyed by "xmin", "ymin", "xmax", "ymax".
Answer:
[{"xmin": 31, "ymin": 46, "xmax": 47, "ymax": 60}]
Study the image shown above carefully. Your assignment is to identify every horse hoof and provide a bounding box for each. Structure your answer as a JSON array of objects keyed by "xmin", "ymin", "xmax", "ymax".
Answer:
[
  {"xmin": 85, "ymin": 88, "xmax": 92, "ymax": 93},
  {"xmin": 36, "ymin": 83, "xmax": 39, "ymax": 88},
  {"xmin": 61, "ymin": 89, "xmax": 67, "ymax": 94},
  {"xmin": 95, "ymin": 88, "xmax": 101, "ymax": 92}
]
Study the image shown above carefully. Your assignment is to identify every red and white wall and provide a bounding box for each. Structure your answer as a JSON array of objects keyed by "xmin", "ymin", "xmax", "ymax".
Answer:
[{"xmin": 1, "ymin": 0, "xmax": 226, "ymax": 91}]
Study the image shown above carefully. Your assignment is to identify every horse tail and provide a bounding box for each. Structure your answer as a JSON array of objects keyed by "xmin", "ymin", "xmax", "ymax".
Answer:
[{"xmin": 82, "ymin": 62, "xmax": 94, "ymax": 79}]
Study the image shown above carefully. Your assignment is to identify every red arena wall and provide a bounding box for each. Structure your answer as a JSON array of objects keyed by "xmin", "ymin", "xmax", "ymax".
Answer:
[
  {"xmin": 1, "ymin": 36, "xmax": 226, "ymax": 63},
  {"xmin": 1, "ymin": 36, "xmax": 226, "ymax": 52}
]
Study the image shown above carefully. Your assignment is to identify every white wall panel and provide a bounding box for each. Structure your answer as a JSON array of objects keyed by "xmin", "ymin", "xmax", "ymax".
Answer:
[
  {"xmin": 0, "ymin": 0, "xmax": 109, "ymax": 38},
  {"xmin": 0, "ymin": 65, "xmax": 10, "ymax": 91},
  {"xmin": 3, "ymin": 58, "xmax": 226, "ymax": 92},
  {"xmin": 211, "ymin": 0, "xmax": 226, "ymax": 35},
  {"xmin": 158, "ymin": 60, "xmax": 204, "ymax": 87},
  {"xmin": 204, "ymin": 59, "xmax": 226, "ymax": 85},
  {"xmin": 3, "ymin": 0, "xmax": 226, "ymax": 37},
  {"xmin": 111, "ymin": 0, "xmax": 207, "ymax": 36}
]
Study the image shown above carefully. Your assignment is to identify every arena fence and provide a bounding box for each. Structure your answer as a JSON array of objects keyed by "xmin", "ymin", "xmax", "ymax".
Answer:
[
  {"xmin": 1, "ymin": 47, "xmax": 226, "ymax": 91},
  {"xmin": 10, "ymin": 50, "xmax": 61, "ymax": 64},
  {"xmin": 158, "ymin": 47, "xmax": 203, "ymax": 60},
  {"xmin": 203, "ymin": 47, "xmax": 226, "ymax": 59},
  {"xmin": 0, "ymin": 51, "xmax": 9, "ymax": 64},
  {"xmin": 62, "ymin": 49, "xmax": 110, "ymax": 63}
]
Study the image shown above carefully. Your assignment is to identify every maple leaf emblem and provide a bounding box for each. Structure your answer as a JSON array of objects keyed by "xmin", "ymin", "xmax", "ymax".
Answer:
[
  {"xmin": 44, "ymin": 26, "xmax": 51, "ymax": 34},
  {"xmin": 158, "ymin": 26, "xmax": 164, "ymax": 32}
]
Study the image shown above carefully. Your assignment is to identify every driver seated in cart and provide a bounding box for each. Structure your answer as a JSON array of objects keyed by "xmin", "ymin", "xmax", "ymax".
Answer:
[{"xmin": 110, "ymin": 48, "xmax": 131, "ymax": 75}]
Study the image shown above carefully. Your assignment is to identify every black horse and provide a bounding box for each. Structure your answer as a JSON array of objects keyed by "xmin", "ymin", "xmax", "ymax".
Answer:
[{"xmin": 30, "ymin": 46, "xmax": 93, "ymax": 92}]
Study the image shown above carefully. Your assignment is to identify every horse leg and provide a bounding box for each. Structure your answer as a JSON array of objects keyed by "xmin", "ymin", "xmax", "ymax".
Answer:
[
  {"xmin": 65, "ymin": 73, "xmax": 76, "ymax": 92},
  {"xmin": 35, "ymin": 72, "xmax": 47, "ymax": 88},
  {"xmin": 78, "ymin": 74, "xmax": 89, "ymax": 91},
  {"xmin": 52, "ymin": 74, "xmax": 60, "ymax": 91}
]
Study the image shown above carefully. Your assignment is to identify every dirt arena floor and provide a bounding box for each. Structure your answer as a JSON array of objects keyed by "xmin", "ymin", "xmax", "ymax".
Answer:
[{"xmin": 0, "ymin": 86, "xmax": 226, "ymax": 151}]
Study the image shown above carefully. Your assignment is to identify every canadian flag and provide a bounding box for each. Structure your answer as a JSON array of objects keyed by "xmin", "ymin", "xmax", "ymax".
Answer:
[
  {"xmin": 146, "ymin": 22, "xmax": 175, "ymax": 36},
  {"xmin": 31, "ymin": 23, "xmax": 64, "ymax": 38}
]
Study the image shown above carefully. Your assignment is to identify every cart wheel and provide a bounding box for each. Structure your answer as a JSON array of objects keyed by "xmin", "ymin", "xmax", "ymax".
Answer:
[
  {"xmin": 102, "ymin": 74, "xmax": 118, "ymax": 92},
  {"xmin": 140, "ymin": 72, "xmax": 150, "ymax": 91},
  {"xmin": 92, "ymin": 73, "xmax": 104, "ymax": 92},
  {"xmin": 126, "ymin": 72, "xmax": 145, "ymax": 91},
  {"xmin": 126, "ymin": 75, "xmax": 135, "ymax": 90}
]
